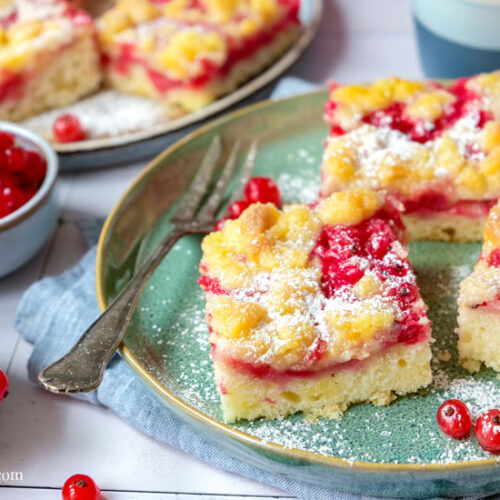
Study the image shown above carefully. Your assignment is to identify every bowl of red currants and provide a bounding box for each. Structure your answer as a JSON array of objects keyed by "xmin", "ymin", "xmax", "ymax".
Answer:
[{"xmin": 0, "ymin": 122, "xmax": 58, "ymax": 277}]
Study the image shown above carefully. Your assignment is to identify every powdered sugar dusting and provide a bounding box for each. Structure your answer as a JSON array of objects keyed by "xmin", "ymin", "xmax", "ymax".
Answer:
[
  {"xmin": 446, "ymin": 112, "xmax": 486, "ymax": 162},
  {"xmin": 325, "ymin": 125, "xmax": 426, "ymax": 188},
  {"xmin": 22, "ymin": 90, "xmax": 169, "ymax": 140},
  {"xmin": 324, "ymin": 108, "xmax": 489, "ymax": 192},
  {"xmin": 277, "ymin": 146, "xmax": 321, "ymax": 204}
]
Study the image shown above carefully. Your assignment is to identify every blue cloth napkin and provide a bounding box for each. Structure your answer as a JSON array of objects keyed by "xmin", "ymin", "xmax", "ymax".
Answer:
[{"xmin": 13, "ymin": 79, "xmax": 496, "ymax": 500}]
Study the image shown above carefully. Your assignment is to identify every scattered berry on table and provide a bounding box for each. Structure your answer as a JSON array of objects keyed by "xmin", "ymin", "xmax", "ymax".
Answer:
[
  {"xmin": 244, "ymin": 176, "xmax": 281, "ymax": 207},
  {"xmin": 475, "ymin": 409, "xmax": 500, "ymax": 454},
  {"xmin": 62, "ymin": 474, "xmax": 100, "ymax": 500},
  {"xmin": 0, "ymin": 369, "xmax": 8, "ymax": 401},
  {"xmin": 53, "ymin": 114, "xmax": 85, "ymax": 143},
  {"xmin": 436, "ymin": 399, "xmax": 472, "ymax": 439}
]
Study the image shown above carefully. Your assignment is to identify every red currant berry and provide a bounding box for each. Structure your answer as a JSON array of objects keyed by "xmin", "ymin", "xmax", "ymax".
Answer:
[
  {"xmin": 0, "ymin": 369, "xmax": 8, "ymax": 401},
  {"xmin": 330, "ymin": 124, "xmax": 345, "ymax": 136},
  {"xmin": 336, "ymin": 260, "xmax": 364, "ymax": 285},
  {"xmin": 214, "ymin": 217, "xmax": 230, "ymax": 232},
  {"xmin": 475, "ymin": 409, "xmax": 500, "ymax": 454},
  {"xmin": 0, "ymin": 185, "xmax": 25, "ymax": 217},
  {"xmin": 4, "ymin": 146, "xmax": 27, "ymax": 174},
  {"xmin": 62, "ymin": 474, "xmax": 100, "ymax": 500},
  {"xmin": 22, "ymin": 186, "xmax": 38, "ymax": 205},
  {"xmin": 244, "ymin": 177, "xmax": 281, "ymax": 207},
  {"xmin": 396, "ymin": 310, "xmax": 427, "ymax": 344},
  {"xmin": 488, "ymin": 248, "xmax": 500, "ymax": 268},
  {"xmin": 0, "ymin": 131, "xmax": 14, "ymax": 149},
  {"xmin": 437, "ymin": 399, "xmax": 472, "ymax": 439},
  {"xmin": 227, "ymin": 199, "xmax": 251, "ymax": 219},
  {"xmin": 53, "ymin": 114, "xmax": 85, "ymax": 143},
  {"xmin": 0, "ymin": 170, "xmax": 15, "ymax": 190},
  {"xmin": 365, "ymin": 221, "xmax": 395, "ymax": 259},
  {"xmin": 19, "ymin": 150, "xmax": 46, "ymax": 186}
]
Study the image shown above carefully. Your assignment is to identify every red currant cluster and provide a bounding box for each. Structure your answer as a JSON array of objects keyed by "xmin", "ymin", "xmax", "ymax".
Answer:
[
  {"xmin": 53, "ymin": 113, "xmax": 85, "ymax": 143},
  {"xmin": 0, "ymin": 131, "xmax": 47, "ymax": 218},
  {"xmin": 214, "ymin": 176, "xmax": 281, "ymax": 231},
  {"xmin": 310, "ymin": 203, "xmax": 427, "ymax": 347},
  {"xmin": 437, "ymin": 399, "xmax": 500, "ymax": 454}
]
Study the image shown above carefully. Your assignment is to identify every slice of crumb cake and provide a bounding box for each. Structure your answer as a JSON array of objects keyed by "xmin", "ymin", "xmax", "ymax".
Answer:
[
  {"xmin": 0, "ymin": 0, "xmax": 101, "ymax": 121},
  {"xmin": 320, "ymin": 72, "xmax": 500, "ymax": 242},
  {"xmin": 199, "ymin": 188, "xmax": 432, "ymax": 422},
  {"xmin": 97, "ymin": 0, "xmax": 300, "ymax": 116},
  {"xmin": 457, "ymin": 202, "xmax": 500, "ymax": 373}
]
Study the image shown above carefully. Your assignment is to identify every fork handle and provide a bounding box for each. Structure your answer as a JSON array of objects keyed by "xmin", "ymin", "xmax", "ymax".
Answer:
[{"xmin": 38, "ymin": 229, "xmax": 187, "ymax": 394}]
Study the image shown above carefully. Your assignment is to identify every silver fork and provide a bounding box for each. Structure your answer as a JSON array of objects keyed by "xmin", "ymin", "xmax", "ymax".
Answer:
[{"xmin": 38, "ymin": 136, "xmax": 257, "ymax": 394}]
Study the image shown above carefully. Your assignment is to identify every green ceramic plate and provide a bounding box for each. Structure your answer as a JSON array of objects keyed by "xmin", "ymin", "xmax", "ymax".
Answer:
[{"xmin": 96, "ymin": 90, "xmax": 500, "ymax": 498}]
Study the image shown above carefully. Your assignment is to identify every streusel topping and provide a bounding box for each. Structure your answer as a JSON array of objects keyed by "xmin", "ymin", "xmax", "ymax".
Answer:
[
  {"xmin": 0, "ymin": 0, "xmax": 92, "ymax": 70},
  {"xmin": 201, "ymin": 189, "xmax": 430, "ymax": 372},
  {"xmin": 322, "ymin": 73, "xmax": 500, "ymax": 203},
  {"xmin": 98, "ymin": 0, "xmax": 294, "ymax": 81}
]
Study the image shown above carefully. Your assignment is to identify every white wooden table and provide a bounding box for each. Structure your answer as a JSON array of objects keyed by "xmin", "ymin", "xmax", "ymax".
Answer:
[{"xmin": 0, "ymin": 1, "xmax": 422, "ymax": 497}]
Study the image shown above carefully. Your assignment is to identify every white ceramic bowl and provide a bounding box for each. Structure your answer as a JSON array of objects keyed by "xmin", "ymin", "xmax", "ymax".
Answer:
[
  {"xmin": 0, "ymin": 122, "xmax": 59, "ymax": 278},
  {"xmin": 413, "ymin": 0, "xmax": 500, "ymax": 77}
]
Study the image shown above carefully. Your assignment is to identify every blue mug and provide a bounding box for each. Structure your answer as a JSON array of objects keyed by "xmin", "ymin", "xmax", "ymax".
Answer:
[{"xmin": 413, "ymin": 0, "xmax": 500, "ymax": 78}]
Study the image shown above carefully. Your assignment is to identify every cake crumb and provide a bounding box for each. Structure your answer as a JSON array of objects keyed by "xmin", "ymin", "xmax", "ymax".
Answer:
[
  {"xmin": 437, "ymin": 350, "xmax": 451, "ymax": 362},
  {"xmin": 461, "ymin": 359, "xmax": 481, "ymax": 373}
]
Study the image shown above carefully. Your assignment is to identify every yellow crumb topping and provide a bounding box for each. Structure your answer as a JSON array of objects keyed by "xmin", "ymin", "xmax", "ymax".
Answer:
[
  {"xmin": 98, "ymin": 0, "xmax": 292, "ymax": 82},
  {"xmin": 484, "ymin": 202, "xmax": 500, "ymax": 246},
  {"xmin": 209, "ymin": 295, "xmax": 268, "ymax": 338},
  {"xmin": 0, "ymin": 2, "xmax": 96, "ymax": 72},
  {"xmin": 316, "ymin": 188, "xmax": 382, "ymax": 226},
  {"xmin": 322, "ymin": 121, "xmax": 500, "ymax": 200},
  {"xmin": 353, "ymin": 274, "xmax": 383, "ymax": 299},
  {"xmin": 468, "ymin": 71, "xmax": 500, "ymax": 96},
  {"xmin": 405, "ymin": 90, "xmax": 453, "ymax": 122},
  {"xmin": 99, "ymin": 0, "xmax": 288, "ymax": 47},
  {"xmin": 7, "ymin": 19, "xmax": 43, "ymax": 43},
  {"xmin": 116, "ymin": 0, "xmax": 160, "ymax": 23},
  {"xmin": 326, "ymin": 306, "xmax": 394, "ymax": 343},
  {"xmin": 480, "ymin": 121, "xmax": 500, "ymax": 152},
  {"xmin": 434, "ymin": 135, "xmax": 466, "ymax": 175},
  {"xmin": 99, "ymin": 8, "xmax": 132, "ymax": 39},
  {"xmin": 201, "ymin": 190, "xmax": 414, "ymax": 372},
  {"xmin": 322, "ymin": 141, "xmax": 357, "ymax": 184},
  {"xmin": 156, "ymin": 30, "xmax": 226, "ymax": 79},
  {"xmin": 329, "ymin": 77, "xmax": 426, "ymax": 128},
  {"xmin": 201, "ymin": 202, "xmax": 319, "ymax": 288},
  {"xmin": 204, "ymin": 0, "xmax": 240, "ymax": 22}
]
